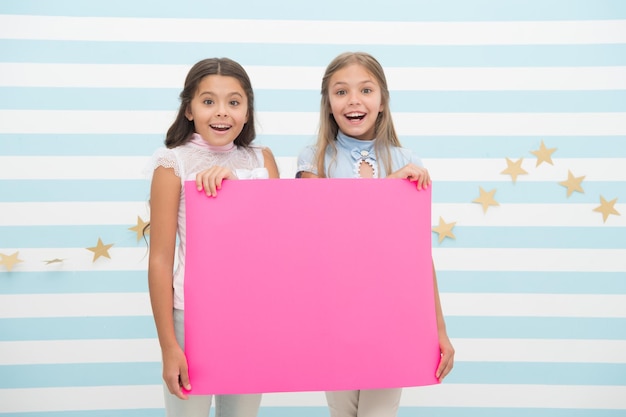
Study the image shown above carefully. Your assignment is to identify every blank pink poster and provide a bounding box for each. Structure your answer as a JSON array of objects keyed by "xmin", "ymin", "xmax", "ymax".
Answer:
[{"xmin": 184, "ymin": 178, "xmax": 439, "ymax": 395}]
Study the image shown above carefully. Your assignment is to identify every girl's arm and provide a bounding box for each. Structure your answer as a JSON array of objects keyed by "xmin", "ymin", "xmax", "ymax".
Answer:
[
  {"xmin": 148, "ymin": 166, "xmax": 191, "ymax": 399},
  {"xmin": 297, "ymin": 171, "xmax": 319, "ymax": 178},
  {"xmin": 262, "ymin": 147, "xmax": 280, "ymax": 178},
  {"xmin": 432, "ymin": 260, "xmax": 455, "ymax": 381}
]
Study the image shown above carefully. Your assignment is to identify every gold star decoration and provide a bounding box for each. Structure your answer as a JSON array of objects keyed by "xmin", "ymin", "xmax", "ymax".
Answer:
[
  {"xmin": 129, "ymin": 216, "xmax": 150, "ymax": 242},
  {"xmin": 86, "ymin": 238, "xmax": 114, "ymax": 262},
  {"xmin": 558, "ymin": 170, "xmax": 585, "ymax": 197},
  {"xmin": 0, "ymin": 251, "xmax": 24, "ymax": 272},
  {"xmin": 530, "ymin": 140, "xmax": 557, "ymax": 167},
  {"xmin": 44, "ymin": 258, "xmax": 65, "ymax": 265},
  {"xmin": 500, "ymin": 157, "xmax": 528, "ymax": 183},
  {"xmin": 473, "ymin": 187, "xmax": 500, "ymax": 213},
  {"xmin": 432, "ymin": 216, "xmax": 456, "ymax": 243},
  {"xmin": 593, "ymin": 196, "xmax": 620, "ymax": 223}
]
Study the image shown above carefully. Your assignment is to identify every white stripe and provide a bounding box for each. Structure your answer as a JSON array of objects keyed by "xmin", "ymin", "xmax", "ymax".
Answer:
[
  {"xmin": 4, "ymin": 63, "xmax": 626, "ymax": 90},
  {"xmin": 0, "ymin": 293, "xmax": 151, "ymax": 318},
  {"xmin": 1, "ymin": 384, "xmax": 624, "ymax": 411},
  {"xmin": 441, "ymin": 293, "xmax": 626, "ymax": 318},
  {"xmin": 1, "ymin": 15, "xmax": 625, "ymax": 45},
  {"xmin": 433, "ymin": 203, "xmax": 626, "ymax": 227},
  {"xmin": 433, "ymin": 248, "xmax": 626, "ymax": 273},
  {"xmin": 454, "ymin": 339, "xmax": 626, "ymax": 363},
  {"xmin": 2, "ymin": 201, "xmax": 624, "ymax": 228},
  {"xmin": 0, "ymin": 339, "xmax": 160, "ymax": 365},
  {"xmin": 0, "ymin": 248, "xmax": 149, "ymax": 272},
  {"xmin": 0, "ymin": 247, "xmax": 623, "ymax": 274},
  {"xmin": 400, "ymin": 384, "xmax": 626, "ymax": 408},
  {"xmin": 0, "ymin": 385, "xmax": 164, "ymax": 413},
  {"xmin": 0, "ymin": 202, "xmax": 151, "ymax": 226},
  {"xmin": 3, "ymin": 338, "xmax": 624, "ymax": 366},
  {"xmin": 2, "ymin": 110, "xmax": 626, "ymax": 135},
  {"xmin": 3, "ymin": 157, "xmax": 625, "ymax": 181},
  {"xmin": 1, "ymin": 292, "xmax": 624, "ymax": 319}
]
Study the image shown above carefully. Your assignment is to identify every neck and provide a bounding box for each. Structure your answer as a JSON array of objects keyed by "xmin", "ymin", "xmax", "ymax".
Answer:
[{"xmin": 190, "ymin": 133, "xmax": 235, "ymax": 151}]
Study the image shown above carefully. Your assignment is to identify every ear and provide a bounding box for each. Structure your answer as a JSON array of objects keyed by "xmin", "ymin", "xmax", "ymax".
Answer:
[{"xmin": 185, "ymin": 105, "xmax": 193, "ymax": 121}]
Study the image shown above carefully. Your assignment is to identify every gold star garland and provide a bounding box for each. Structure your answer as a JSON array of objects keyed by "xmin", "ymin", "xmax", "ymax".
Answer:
[
  {"xmin": 432, "ymin": 217, "xmax": 456, "ymax": 243},
  {"xmin": 86, "ymin": 238, "xmax": 114, "ymax": 262},
  {"xmin": 593, "ymin": 196, "xmax": 621, "ymax": 223},
  {"xmin": 129, "ymin": 216, "xmax": 150, "ymax": 242},
  {"xmin": 0, "ymin": 251, "xmax": 24, "ymax": 272},
  {"xmin": 500, "ymin": 157, "xmax": 528, "ymax": 183},
  {"xmin": 530, "ymin": 140, "xmax": 557, "ymax": 167}
]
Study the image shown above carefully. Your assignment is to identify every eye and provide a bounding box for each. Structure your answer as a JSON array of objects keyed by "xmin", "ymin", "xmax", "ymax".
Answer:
[
  {"xmin": 202, "ymin": 99, "xmax": 214, "ymax": 105},
  {"xmin": 230, "ymin": 100, "xmax": 240, "ymax": 106},
  {"xmin": 335, "ymin": 90, "xmax": 346, "ymax": 96},
  {"xmin": 362, "ymin": 88, "xmax": 372, "ymax": 94}
]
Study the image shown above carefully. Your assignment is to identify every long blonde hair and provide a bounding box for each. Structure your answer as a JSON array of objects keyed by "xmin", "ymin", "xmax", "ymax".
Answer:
[{"xmin": 314, "ymin": 52, "xmax": 401, "ymax": 177}]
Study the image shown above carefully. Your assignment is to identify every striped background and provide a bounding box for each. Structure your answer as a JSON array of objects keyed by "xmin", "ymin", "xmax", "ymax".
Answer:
[{"xmin": 1, "ymin": 1, "xmax": 625, "ymax": 416}]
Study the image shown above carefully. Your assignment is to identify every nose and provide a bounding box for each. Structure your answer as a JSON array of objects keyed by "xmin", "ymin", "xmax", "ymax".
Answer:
[
  {"xmin": 347, "ymin": 91, "xmax": 360, "ymax": 105},
  {"xmin": 216, "ymin": 102, "xmax": 228, "ymax": 117}
]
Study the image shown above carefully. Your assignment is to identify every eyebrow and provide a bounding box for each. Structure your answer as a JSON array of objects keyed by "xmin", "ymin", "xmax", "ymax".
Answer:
[
  {"xmin": 331, "ymin": 79, "xmax": 376, "ymax": 87},
  {"xmin": 198, "ymin": 91, "xmax": 244, "ymax": 97}
]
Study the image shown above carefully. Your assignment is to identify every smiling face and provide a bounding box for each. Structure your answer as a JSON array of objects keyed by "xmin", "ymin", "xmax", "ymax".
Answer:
[
  {"xmin": 185, "ymin": 75, "xmax": 249, "ymax": 147},
  {"xmin": 328, "ymin": 63, "xmax": 384, "ymax": 141}
]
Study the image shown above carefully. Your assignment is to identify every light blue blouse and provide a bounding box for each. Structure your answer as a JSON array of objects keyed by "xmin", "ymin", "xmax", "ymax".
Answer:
[{"xmin": 297, "ymin": 131, "xmax": 423, "ymax": 178}]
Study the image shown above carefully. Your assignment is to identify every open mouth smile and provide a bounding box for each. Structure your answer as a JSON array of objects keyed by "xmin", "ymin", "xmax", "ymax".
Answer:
[
  {"xmin": 210, "ymin": 124, "xmax": 232, "ymax": 132},
  {"xmin": 345, "ymin": 112, "xmax": 366, "ymax": 121}
]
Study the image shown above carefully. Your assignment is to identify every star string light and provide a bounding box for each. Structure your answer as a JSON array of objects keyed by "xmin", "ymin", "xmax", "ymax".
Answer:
[
  {"xmin": 530, "ymin": 140, "xmax": 557, "ymax": 167},
  {"xmin": 0, "ymin": 251, "xmax": 24, "ymax": 272},
  {"xmin": 86, "ymin": 238, "xmax": 114, "ymax": 262},
  {"xmin": 473, "ymin": 187, "xmax": 500, "ymax": 213},
  {"xmin": 500, "ymin": 158, "xmax": 528, "ymax": 183},
  {"xmin": 432, "ymin": 217, "xmax": 456, "ymax": 243},
  {"xmin": 593, "ymin": 196, "xmax": 620, "ymax": 223},
  {"xmin": 558, "ymin": 170, "xmax": 585, "ymax": 197}
]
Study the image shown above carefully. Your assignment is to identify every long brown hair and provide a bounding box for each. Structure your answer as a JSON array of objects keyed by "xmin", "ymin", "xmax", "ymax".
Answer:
[
  {"xmin": 165, "ymin": 57, "xmax": 256, "ymax": 149},
  {"xmin": 314, "ymin": 52, "xmax": 401, "ymax": 177}
]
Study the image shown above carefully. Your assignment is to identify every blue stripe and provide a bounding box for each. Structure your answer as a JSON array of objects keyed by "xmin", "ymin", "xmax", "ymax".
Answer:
[
  {"xmin": 2, "ymin": 179, "xmax": 623, "ymax": 204},
  {"xmin": 430, "ymin": 181, "xmax": 626, "ymax": 204},
  {"xmin": 3, "ymin": 135, "xmax": 626, "ymax": 159},
  {"xmin": 0, "ymin": 408, "xmax": 623, "ymax": 417},
  {"xmin": 2, "ymin": 361, "xmax": 624, "ymax": 389},
  {"xmin": 3, "ymin": 40, "xmax": 626, "ymax": 67},
  {"xmin": 0, "ymin": 363, "xmax": 161, "ymax": 388},
  {"xmin": 437, "ymin": 271, "xmax": 626, "ymax": 294},
  {"xmin": 447, "ymin": 317, "xmax": 626, "ymax": 340},
  {"xmin": 4, "ymin": 88, "xmax": 626, "ymax": 113},
  {"xmin": 2, "ymin": 224, "xmax": 625, "ymax": 249},
  {"xmin": 402, "ymin": 136, "xmax": 626, "ymax": 158},
  {"xmin": 1, "ymin": 270, "xmax": 621, "ymax": 296},
  {"xmin": 2, "ymin": 0, "xmax": 626, "ymax": 20},
  {"xmin": 432, "ymin": 226, "xmax": 626, "ymax": 249},
  {"xmin": 2, "ymin": 316, "xmax": 623, "ymax": 342},
  {"xmin": 0, "ymin": 271, "xmax": 148, "ymax": 295},
  {"xmin": 0, "ymin": 134, "xmax": 164, "ymax": 156},
  {"xmin": 0, "ymin": 317, "xmax": 155, "ymax": 341}
]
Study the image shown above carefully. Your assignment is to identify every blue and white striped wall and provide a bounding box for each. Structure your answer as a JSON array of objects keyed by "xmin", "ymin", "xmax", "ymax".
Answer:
[{"xmin": 1, "ymin": 1, "xmax": 625, "ymax": 416}]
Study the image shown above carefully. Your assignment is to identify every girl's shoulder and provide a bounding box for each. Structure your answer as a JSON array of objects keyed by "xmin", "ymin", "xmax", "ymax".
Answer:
[{"xmin": 144, "ymin": 146, "xmax": 181, "ymax": 178}]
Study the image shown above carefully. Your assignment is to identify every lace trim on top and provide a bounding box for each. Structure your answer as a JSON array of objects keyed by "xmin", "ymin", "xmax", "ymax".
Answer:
[{"xmin": 145, "ymin": 137, "xmax": 263, "ymax": 181}]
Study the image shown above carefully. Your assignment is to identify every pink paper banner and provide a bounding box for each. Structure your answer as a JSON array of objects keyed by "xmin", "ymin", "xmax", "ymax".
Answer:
[{"xmin": 184, "ymin": 179, "xmax": 439, "ymax": 395}]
